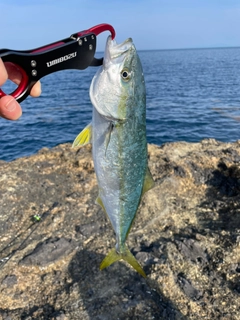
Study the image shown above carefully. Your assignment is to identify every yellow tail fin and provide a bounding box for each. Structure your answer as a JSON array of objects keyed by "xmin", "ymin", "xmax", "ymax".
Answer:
[{"xmin": 100, "ymin": 246, "xmax": 146, "ymax": 278}]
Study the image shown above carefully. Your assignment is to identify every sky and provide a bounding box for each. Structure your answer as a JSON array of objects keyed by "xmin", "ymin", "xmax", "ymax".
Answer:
[{"xmin": 0, "ymin": 0, "xmax": 240, "ymax": 51}]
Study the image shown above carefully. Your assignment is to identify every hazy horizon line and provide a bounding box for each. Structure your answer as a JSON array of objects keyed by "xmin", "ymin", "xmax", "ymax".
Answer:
[{"xmin": 96, "ymin": 45, "xmax": 240, "ymax": 54}]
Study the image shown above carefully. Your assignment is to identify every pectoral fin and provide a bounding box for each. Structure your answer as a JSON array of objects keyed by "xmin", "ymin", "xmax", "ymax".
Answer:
[
  {"xmin": 72, "ymin": 123, "xmax": 92, "ymax": 148},
  {"xmin": 142, "ymin": 167, "xmax": 155, "ymax": 195},
  {"xmin": 105, "ymin": 122, "xmax": 114, "ymax": 156}
]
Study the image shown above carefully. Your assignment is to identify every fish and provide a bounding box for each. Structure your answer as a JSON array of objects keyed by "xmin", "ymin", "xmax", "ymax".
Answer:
[{"xmin": 72, "ymin": 35, "xmax": 154, "ymax": 277}]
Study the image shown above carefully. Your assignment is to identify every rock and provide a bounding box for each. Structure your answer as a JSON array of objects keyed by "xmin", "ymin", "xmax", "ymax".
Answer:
[
  {"xmin": 20, "ymin": 237, "xmax": 76, "ymax": 267},
  {"xmin": 176, "ymin": 273, "xmax": 203, "ymax": 301},
  {"xmin": 0, "ymin": 140, "xmax": 239, "ymax": 319},
  {"xmin": 1, "ymin": 275, "xmax": 17, "ymax": 288}
]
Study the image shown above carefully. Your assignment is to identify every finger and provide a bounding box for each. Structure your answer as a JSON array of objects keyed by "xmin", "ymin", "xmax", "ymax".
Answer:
[
  {"xmin": 0, "ymin": 59, "xmax": 8, "ymax": 86},
  {"xmin": 30, "ymin": 80, "xmax": 41, "ymax": 97},
  {"xmin": 0, "ymin": 95, "xmax": 22, "ymax": 120},
  {"xmin": 4, "ymin": 62, "xmax": 22, "ymax": 85},
  {"xmin": 5, "ymin": 62, "xmax": 41, "ymax": 97}
]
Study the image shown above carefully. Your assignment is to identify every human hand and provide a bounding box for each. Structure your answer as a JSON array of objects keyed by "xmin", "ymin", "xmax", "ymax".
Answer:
[{"xmin": 0, "ymin": 59, "xmax": 41, "ymax": 120}]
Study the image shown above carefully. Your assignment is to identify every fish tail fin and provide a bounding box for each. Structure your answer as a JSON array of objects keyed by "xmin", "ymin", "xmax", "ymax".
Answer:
[{"xmin": 100, "ymin": 246, "xmax": 146, "ymax": 278}]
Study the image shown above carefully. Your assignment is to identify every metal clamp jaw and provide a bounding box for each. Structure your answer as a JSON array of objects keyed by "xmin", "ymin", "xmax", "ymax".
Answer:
[{"xmin": 0, "ymin": 23, "xmax": 115, "ymax": 102}]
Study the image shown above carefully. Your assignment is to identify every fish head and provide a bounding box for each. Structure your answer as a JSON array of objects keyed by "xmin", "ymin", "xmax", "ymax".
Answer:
[{"xmin": 90, "ymin": 36, "xmax": 145, "ymax": 121}]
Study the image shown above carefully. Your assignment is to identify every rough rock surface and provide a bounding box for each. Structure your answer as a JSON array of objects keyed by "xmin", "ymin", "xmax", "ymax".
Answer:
[{"xmin": 0, "ymin": 140, "xmax": 239, "ymax": 320}]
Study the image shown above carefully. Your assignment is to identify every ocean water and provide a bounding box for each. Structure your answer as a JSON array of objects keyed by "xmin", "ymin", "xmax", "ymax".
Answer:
[{"xmin": 1, "ymin": 47, "xmax": 240, "ymax": 162}]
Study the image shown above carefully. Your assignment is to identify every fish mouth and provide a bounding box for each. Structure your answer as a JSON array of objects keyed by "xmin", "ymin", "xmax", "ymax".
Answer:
[
  {"xmin": 104, "ymin": 36, "xmax": 134, "ymax": 66},
  {"xmin": 110, "ymin": 37, "xmax": 133, "ymax": 58}
]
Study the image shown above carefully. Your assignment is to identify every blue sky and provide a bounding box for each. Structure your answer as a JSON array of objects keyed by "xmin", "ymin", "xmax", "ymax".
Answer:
[{"xmin": 0, "ymin": 0, "xmax": 240, "ymax": 51}]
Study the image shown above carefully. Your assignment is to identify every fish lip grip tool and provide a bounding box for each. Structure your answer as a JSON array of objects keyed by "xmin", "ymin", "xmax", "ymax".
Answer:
[{"xmin": 0, "ymin": 23, "xmax": 115, "ymax": 103}]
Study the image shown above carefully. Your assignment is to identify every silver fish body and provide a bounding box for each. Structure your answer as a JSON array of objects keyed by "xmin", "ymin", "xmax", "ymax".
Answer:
[{"xmin": 73, "ymin": 36, "xmax": 154, "ymax": 277}]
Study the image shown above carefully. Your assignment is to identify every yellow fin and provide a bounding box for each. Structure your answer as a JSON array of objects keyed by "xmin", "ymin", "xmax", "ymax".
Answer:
[
  {"xmin": 100, "ymin": 246, "xmax": 146, "ymax": 278},
  {"xmin": 142, "ymin": 167, "xmax": 155, "ymax": 195},
  {"xmin": 96, "ymin": 196, "xmax": 107, "ymax": 215},
  {"xmin": 72, "ymin": 123, "xmax": 92, "ymax": 148}
]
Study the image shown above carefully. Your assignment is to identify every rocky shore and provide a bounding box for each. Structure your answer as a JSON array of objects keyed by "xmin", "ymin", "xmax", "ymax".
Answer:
[{"xmin": 0, "ymin": 140, "xmax": 239, "ymax": 320}]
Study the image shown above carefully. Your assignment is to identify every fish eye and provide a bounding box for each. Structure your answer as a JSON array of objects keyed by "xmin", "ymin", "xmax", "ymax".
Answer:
[{"xmin": 121, "ymin": 68, "xmax": 131, "ymax": 82}]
